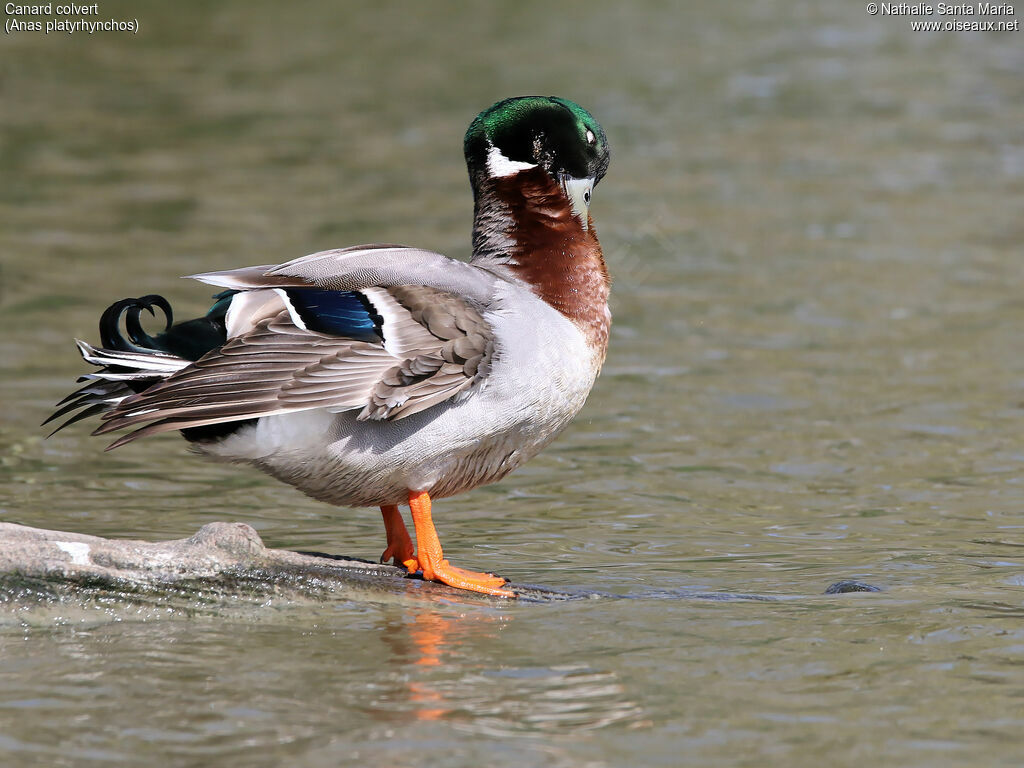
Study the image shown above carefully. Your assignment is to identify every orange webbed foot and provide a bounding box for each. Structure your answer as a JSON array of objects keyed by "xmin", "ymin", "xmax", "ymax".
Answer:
[
  {"xmin": 380, "ymin": 505, "xmax": 420, "ymax": 573},
  {"xmin": 422, "ymin": 559, "xmax": 514, "ymax": 597},
  {"xmin": 407, "ymin": 490, "xmax": 516, "ymax": 598},
  {"xmin": 381, "ymin": 546, "xmax": 420, "ymax": 574}
]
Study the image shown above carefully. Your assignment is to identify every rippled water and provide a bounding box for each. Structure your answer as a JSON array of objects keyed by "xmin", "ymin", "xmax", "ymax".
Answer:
[{"xmin": 2, "ymin": 2, "xmax": 1024, "ymax": 766}]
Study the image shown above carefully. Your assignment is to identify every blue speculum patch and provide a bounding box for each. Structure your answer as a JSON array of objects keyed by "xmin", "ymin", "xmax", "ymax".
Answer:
[{"xmin": 284, "ymin": 289, "xmax": 383, "ymax": 341}]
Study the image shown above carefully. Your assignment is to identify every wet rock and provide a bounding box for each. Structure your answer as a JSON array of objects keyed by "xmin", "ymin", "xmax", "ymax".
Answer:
[
  {"xmin": 0, "ymin": 521, "xmax": 410, "ymax": 608},
  {"xmin": 0, "ymin": 522, "xmax": 574, "ymax": 608},
  {"xmin": 0, "ymin": 521, "xmax": 394, "ymax": 583}
]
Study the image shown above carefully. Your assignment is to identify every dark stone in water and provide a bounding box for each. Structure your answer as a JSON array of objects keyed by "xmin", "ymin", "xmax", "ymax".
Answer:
[{"xmin": 825, "ymin": 580, "xmax": 882, "ymax": 594}]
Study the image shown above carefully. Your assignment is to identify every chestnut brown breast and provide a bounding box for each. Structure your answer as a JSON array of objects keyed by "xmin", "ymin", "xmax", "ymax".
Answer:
[{"xmin": 490, "ymin": 168, "xmax": 611, "ymax": 356}]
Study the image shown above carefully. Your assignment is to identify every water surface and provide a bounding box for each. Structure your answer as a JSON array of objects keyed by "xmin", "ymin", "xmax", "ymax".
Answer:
[{"xmin": 2, "ymin": 2, "xmax": 1024, "ymax": 766}]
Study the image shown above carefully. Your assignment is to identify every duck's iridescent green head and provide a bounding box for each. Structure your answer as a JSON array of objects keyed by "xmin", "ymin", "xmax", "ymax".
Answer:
[{"xmin": 464, "ymin": 97, "xmax": 610, "ymax": 217}]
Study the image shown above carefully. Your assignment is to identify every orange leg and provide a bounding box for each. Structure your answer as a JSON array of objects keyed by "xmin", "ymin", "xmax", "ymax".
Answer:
[
  {"xmin": 380, "ymin": 504, "xmax": 420, "ymax": 573},
  {"xmin": 407, "ymin": 490, "xmax": 515, "ymax": 598}
]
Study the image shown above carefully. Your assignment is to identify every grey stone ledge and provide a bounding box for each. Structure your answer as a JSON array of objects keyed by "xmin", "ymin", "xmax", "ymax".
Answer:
[{"xmin": 0, "ymin": 522, "xmax": 575, "ymax": 609}]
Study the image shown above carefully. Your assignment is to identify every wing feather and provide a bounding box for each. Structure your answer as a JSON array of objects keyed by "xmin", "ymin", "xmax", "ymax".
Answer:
[{"xmin": 95, "ymin": 281, "xmax": 497, "ymax": 444}]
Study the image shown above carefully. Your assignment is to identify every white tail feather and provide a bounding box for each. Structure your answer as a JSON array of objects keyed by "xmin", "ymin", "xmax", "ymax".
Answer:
[{"xmin": 75, "ymin": 340, "xmax": 189, "ymax": 375}]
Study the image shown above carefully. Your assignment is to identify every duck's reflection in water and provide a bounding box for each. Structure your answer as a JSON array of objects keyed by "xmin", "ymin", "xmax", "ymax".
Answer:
[
  {"xmin": 406, "ymin": 609, "xmax": 448, "ymax": 720},
  {"xmin": 373, "ymin": 606, "xmax": 645, "ymax": 734}
]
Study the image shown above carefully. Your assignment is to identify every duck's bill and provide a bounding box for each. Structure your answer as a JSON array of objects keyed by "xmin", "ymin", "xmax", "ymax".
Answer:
[{"xmin": 560, "ymin": 175, "xmax": 595, "ymax": 230}]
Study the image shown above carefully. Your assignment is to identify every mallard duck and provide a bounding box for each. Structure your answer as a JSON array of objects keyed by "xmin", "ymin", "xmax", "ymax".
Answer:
[{"xmin": 47, "ymin": 96, "xmax": 611, "ymax": 597}]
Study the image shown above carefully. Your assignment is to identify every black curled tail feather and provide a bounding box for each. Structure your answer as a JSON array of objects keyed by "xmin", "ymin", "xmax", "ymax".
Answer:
[
  {"xmin": 44, "ymin": 293, "xmax": 231, "ymax": 437},
  {"xmin": 99, "ymin": 295, "xmax": 173, "ymax": 354},
  {"xmin": 98, "ymin": 292, "xmax": 234, "ymax": 363}
]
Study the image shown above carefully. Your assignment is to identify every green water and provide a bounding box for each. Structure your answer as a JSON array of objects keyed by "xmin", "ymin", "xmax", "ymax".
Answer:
[{"xmin": 2, "ymin": 2, "xmax": 1024, "ymax": 765}]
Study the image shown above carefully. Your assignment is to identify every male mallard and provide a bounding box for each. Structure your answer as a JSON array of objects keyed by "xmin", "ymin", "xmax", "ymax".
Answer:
[{"xmin": 47, "ymin": 96, "xmax": 611, "ymax": 597}]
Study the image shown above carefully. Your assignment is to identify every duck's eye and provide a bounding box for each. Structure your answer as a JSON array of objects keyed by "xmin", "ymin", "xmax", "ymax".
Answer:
[{"xmin": 585, "ymin": 129, "xmax": 596, "ymax": 145}]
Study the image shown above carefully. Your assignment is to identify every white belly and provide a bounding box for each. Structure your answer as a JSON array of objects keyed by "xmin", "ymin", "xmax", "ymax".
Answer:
[{"xmin": 201, "ymin": 281, "xmax": 602, "ymax": 508}]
